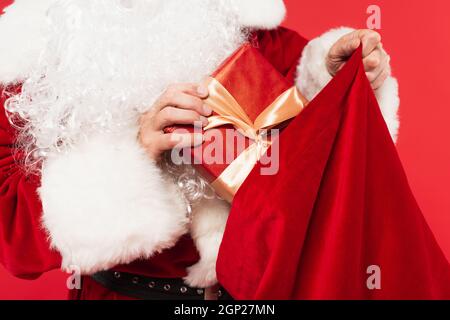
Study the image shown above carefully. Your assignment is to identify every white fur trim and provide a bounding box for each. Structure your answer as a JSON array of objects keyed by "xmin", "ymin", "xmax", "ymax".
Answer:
[
  {"xmin": 230, "ymin": 0, "xmax": 286, "ymax": 30},
  {"xmin": 184, "ymin": 197, "xmax": 230, "ymax": 288},
  {"xmin": 296, "ymin": 27, "xmax": 400, "ymax": 142},
  {"xmin": 374, "ymin": 76, "xmax": 400, "ymax": 142},
  {"xmin": 39, "ymin": 129, "xmax": 189, "ymax": 274},
  {"xmin": 0, "ymin": 0, "xmax": 56, "ymax": 84}
]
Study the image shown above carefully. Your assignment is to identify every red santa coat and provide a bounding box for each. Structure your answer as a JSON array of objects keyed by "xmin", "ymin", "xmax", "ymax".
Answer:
[{"xmin": 0, "ymin": 0, "xmax": 401, "ymax": 299}]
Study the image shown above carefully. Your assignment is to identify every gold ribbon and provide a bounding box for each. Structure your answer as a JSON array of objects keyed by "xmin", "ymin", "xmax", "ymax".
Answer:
[{"xmin": 203, "ymin": 77, "xmax": 306, "ymax": 202}]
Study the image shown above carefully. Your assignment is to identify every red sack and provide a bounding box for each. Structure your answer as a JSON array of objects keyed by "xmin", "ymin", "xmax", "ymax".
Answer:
[{"xmin": 216, "ymin": 46, "xmax": 450, "ymax": 300}]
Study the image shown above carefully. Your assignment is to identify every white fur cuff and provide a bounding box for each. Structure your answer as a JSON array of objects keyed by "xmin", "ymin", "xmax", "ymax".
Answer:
[
  {"xmin": 296, "ymin": 27, "xmax": 400, "ymax": 142},
  {"xmin": 184, "ymin": 197, "xmax": 230, "ymax": 288},
  {"xmin": 39, "ymin": 130, "xmax": 189, "ymax": 274}
]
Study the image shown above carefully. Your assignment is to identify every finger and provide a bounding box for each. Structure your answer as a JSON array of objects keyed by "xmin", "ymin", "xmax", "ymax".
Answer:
[
  {"xmin": 168, "ymin": 92, "xmax": 211, "ymax": 116},
  {"xmin": 160, "ymin": 132, "xmax": 204, "ymax": 150},
  {"xmin": 155, "ymin": 106, "xmax": 208, "ymax": 130},
  {"xmin": 359, "ymin": 29, "xmax": 381, "ymax": 58},
  {"xmin": 371, "ymin": 67, "xmax": 390, "ymax": 90},
  {"xmin": 365, "ymin": 51, "xmax": 390, "ymax": 83},
  {"xmin": 168, "ymin": 83, "xmax": 209, "ymax": 99},
  {"xmin": 157, "ymin": 91, "xmax": 212, "ymax": 117},
  {"xmin": 329, "ymin": 31, "xmax": 361, "ymax": 59},
  {"xmin": 363, "ymin": 49, "xmax": 382, "ymax": 72}
]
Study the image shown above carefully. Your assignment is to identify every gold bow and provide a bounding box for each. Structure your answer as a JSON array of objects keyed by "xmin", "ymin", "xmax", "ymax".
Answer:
[{"xmin": 203, "ymin": 77, "xmax": 306, "ymax": 202}]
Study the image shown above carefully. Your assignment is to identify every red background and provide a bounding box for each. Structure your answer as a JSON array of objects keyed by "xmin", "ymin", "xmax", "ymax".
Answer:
[{"xmin": 0, "ymin": 0, "xmax": 449, "ymax": 299}]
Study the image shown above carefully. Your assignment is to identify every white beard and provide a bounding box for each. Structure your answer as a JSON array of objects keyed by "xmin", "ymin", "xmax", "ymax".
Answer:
[{"xmin": 8, "ymin": 0, "xmax": 246, "ymax": 159}]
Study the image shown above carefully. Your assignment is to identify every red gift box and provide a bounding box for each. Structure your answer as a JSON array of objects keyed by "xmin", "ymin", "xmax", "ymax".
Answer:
[{"xmin": 165, "ymin": 44, "xmax": 307, "ymax": 202}]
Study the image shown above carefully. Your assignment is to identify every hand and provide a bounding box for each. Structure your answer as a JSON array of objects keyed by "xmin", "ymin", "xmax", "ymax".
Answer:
[
  {"xmin": 138, "ymin": 83, "xmax": 212, "ymax": 161},
  {"xmin": 326, "ymin": 29, "xmax": 391, "ymax": 90}
]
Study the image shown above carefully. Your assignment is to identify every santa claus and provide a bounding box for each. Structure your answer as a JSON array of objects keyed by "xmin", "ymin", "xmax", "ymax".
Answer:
[{"xmin": 0, "ymin": 0, "xmax": 398, "ymax": 300}]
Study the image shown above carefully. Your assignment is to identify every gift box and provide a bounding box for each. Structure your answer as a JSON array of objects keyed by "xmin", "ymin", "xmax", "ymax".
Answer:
[{"xmin": 165, "ymin": 44, "xmax": 307, "ymax": 202}]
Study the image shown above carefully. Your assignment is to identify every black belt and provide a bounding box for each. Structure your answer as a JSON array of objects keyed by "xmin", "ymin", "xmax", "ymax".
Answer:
[{"xmin": 90, "ymin": 271, "xmax": 233, "ymax": 300}]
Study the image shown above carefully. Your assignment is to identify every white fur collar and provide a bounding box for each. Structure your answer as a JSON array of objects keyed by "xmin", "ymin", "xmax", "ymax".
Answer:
[{"xmin": 0, "ymin": 0, "xmax": 286, "ymax": 85}]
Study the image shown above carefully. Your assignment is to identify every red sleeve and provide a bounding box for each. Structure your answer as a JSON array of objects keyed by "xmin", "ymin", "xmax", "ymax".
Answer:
[
  {"xmin": 253, "ymin": 27, "xmax": 309, "ymax": 85},
  {"xmin": 0, "ymin": 86, "xmax": 60, "ymax": 279}
]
